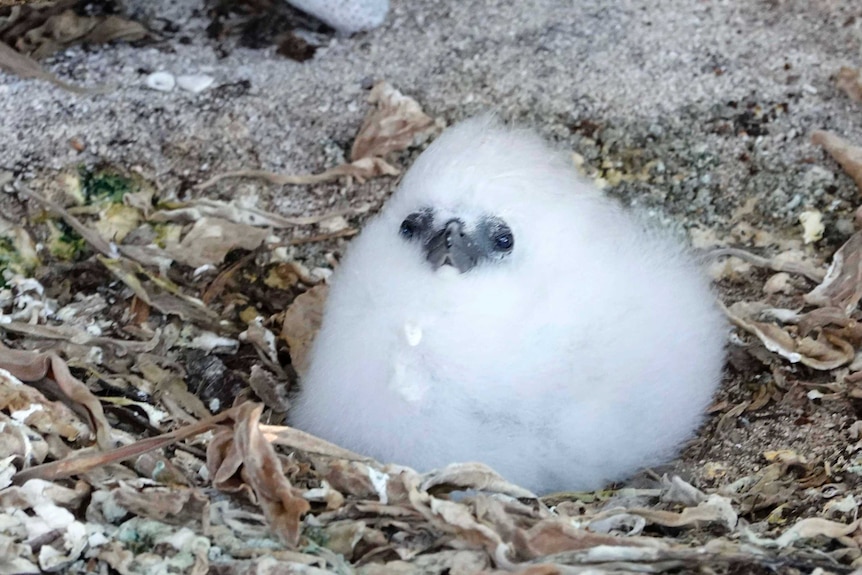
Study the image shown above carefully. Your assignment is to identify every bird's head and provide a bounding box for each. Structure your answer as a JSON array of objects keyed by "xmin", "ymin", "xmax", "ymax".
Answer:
[
  {"xmin": 395, "ymin": 207, "xmax": 514, "ymax": 274},
  {"xmin": 374, "ymin": 115, "xmax": 599, "ymax": 277}
]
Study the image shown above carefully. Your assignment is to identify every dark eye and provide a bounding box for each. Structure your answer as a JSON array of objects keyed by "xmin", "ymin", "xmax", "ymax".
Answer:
[
  {"xmin": 399, "ymin": 210, "xmax": 432, "ymax": 241},
  {"xmin": 400, "ymin": 219, "xmax": 417, "ymax": 239},
  {"xmin": 493, "ymin": 230, "xmax": 514, "ymax": 252}
]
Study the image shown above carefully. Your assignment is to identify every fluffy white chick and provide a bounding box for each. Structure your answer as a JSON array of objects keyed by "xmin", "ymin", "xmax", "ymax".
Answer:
[{"xmin": 291, "ymin": 116, "xmax": 726, "ymax": 494}]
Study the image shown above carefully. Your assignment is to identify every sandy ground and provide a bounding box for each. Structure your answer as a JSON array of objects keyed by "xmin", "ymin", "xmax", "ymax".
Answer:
[
  {"xmin": 2, "ymin": 1, "xmax": 861, "ymax": 223},
  {"xmin": 4, "ymin": 0, "xmax": 862, "ymax": 552}
]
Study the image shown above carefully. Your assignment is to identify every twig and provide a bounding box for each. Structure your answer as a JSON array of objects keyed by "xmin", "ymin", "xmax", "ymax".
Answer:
[
  {"xmin": 13, "ymin": 406, "xmax": 240, "ymax": 484},
  {"xmin": 287, "ymin": 228, "xmax": 359, "ymax": 245},
  {"xmin": 705, "ymin": 247, "xmax": 825, "ymax": 282},
  {"xmin": 17, "ymin": 184, "xmax": 117, "ymax": 258}
]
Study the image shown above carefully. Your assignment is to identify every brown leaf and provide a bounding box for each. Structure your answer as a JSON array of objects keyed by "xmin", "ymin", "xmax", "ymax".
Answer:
[
  {"xmin": 805, "ymin": 231, "xmax": 862, "ymax": 314},
  {"xmin": 234, "ymin": 403, "xmax": 310, "ymax": 547},
  {"xmin": 196, "ymin": 82, "xmax": 433, "ymax": 191},
  {"xmin": 400, "ymin": 472, "xmax": 513, "ymax": 565},
  {"xmin": 419, "ymin": 462, "xmax": 536, "ymax": 499},
  {"xmin": 207, "ymin": 425, "xmax": 255, "ymax": 498},
  {"xmin": 725, "ymin": 302, "xmax": 854, "ymax": 370},
  {"xmin": 111, "ymin": 484, "xmax": 209, "ymax": 525},
  {"xmin": 309, "ymin": 457, "xmax": 407, "ymax": 503},
  {"xmin": 247, "ymin": 365, "xmax": 291, "ymax": 415},
  {"xmin": 99, "ymin": 256, "xmax": 223, "ymax": 330},
  {"xmin": 350, "ymin": 81, "xmax": 437, "ymax": 161},
  {"xmin": 617, "ymin": 494, "xmax": 737, "ymax": 531},
  {"xmin": 767, "ymin": 517, "xmax": 861, "ymax": 548},
  {"xmin": 164, "ymin": 217, "xmax": 270, "ymax": 268},
  {"xmin": 281, "ymin": 284, "xmax": 328, "ymax": 377},
  {"xmin": 0, "ymin": 343, "xmax": 112, "ymax": 449},
  {"xmin": 13, "ymin": 406, "xmax": 238, "ymax": 484},
  {"xmin": 0, "ymin": 374, "xmax": 89, "ymax": 445},
  {"xmin": 261, "ymin": 422, "xmax": 368, "ymax": 461},
  {"xmin": 706, "ymin": 247, "xmax": 824, "ymax": 282},
  {"xmin": 0, "ymin": 39, "xmax": 104, "ymax": 94},
  {"xmin": 514, "ymin": 519, "xmax": 648, "ymax": 558},
  {"xmin": 84, "ymin": 14, "xmax": 147, "ymax": 45},
  {"xmin": 811, "ymin": 130, "xmax": 862, "ymax": 193},
  {"xmin": 837, "ymin": 66, "xmax": 862, "ymax": 103}
]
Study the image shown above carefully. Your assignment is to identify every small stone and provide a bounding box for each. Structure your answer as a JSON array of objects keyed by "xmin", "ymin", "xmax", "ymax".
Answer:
[
  {"xmin": 318, "ymin": 215, "xmax": 350, "ymax": 233},
  {"xmin": 763, "ymin": 272, "xmax": 793, "ymax": 295},
  {"xmin": 145, "ymin": 71, "xmax": 175, "ymax": 92},
  {"xmin": 287, "ymin": 0, "xmax": 389, "ymax": 34},
  {"xmin": 799, "ymin": 210, "xmax": 824, "ymax": 244},
  {"xmin": 177, "ymin": 74, "xmax": 215, "ymax": 94}
]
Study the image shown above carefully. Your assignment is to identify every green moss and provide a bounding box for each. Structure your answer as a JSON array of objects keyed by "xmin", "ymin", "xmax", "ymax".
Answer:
[
  {"xmin": 302, "ymin": 526, "xmax": 329, "ymax": 547},
  {"xmin": 0, "ymin": 234, "xmax": 38, "ymax": 288},
  {"xmin": 0, "ymin": 236, "xmax": 15, "ymax": 288},
  {"xmin": 48, "ymin": 221, "xmax": 88, "ymax": 260},
  {"xmin": 78, "ymin": 165, "xmax": 135, "ymax": 204}
]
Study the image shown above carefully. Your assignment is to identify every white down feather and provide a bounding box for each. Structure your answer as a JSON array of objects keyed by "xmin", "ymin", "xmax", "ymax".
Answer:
[{"xmin": 290, "ymin": 116, "xmax": 727, "ymax": 494}]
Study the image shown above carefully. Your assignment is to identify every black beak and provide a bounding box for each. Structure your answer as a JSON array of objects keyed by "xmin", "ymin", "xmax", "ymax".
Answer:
[{"xmin": 424, "ymin": 219, "xmax": 478, "ymax": 273}]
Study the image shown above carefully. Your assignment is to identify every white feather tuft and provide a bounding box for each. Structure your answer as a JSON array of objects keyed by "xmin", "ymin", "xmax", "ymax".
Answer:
[{"xmin": 291, "ymin": 117, "xmax": 727, "ymax": 494}]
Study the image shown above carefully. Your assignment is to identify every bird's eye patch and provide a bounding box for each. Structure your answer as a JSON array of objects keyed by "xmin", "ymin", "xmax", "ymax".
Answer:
[
  {"xmin": 482, "ymin": 217, "xmax": 514, "ymax": 255},
  {"xmin": 493, "ymin": 230, "xmax": 514, "ymax": 252},
  {"xmin": 399, "ymin": 210, "xmax": 433, "ymax": 240}
]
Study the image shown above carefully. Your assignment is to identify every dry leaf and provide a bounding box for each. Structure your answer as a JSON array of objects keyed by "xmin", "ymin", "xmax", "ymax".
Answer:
[
  {"xmin": 837, "ymin": 66, "xmax": 862, "ymax": 103},
  {"xmin": 617, "ymin": 494, "xmax": 738, "ymax": 531},
  {"xmin": 261, "ymin": 423, "xmax": 368, "ymax": 461},
  {"xmin": 747, "ymin": 517, "xmax": 861, "ymax": 548},
  {"xmin": 706, "ymin": 247, "xmax": 824, "ymax": 282},
  {"xmin": 725, "ymin": 302, "xmax": 854, "ymax": 370},
  {"xmin": 515, "ymin": 519, "xmax": 650, "ymax": 559},
  {"xmin": 0, "ymin": 39, "xmax": 104, "ymax": 94},
  {"xmin": 0, "ymin": 343, "xmax": 112, "ymax": 449},
  {"xmin": 13, "ymin": 406, "xmax": 238, "ymax": 484},
  {"xmin": 99, "ymin": 256, "xmax": 223, "ymax": 330},
  {"xmin": 811, "ymin": 130, "xmax": 862, "ymax": 192},
  {"xmin": 281, "ymin": 284, "xmax": 328, "ymax": 376},
  {"xmin": 350, "ymin": 81, "xmax": 437, "ymax": 161},
  {"xmin": 164, "ymin": 217, "xmax": 270, "ymax": 268},
  {"xmin": 110, "ymin": 484, "xmax": 209, "ymax": 525},
  {"xmin": 419, "ymin": 463, "xmax": 537, "ymax": 499},
  {"xmin": 197, "ymin": 82, "xmax": 435, "ymax": 191},
  {"xmin": 247, "ymin": 366, "xmax": 291, "ymax": 415},
  {"xmin": 233, "ymin": 403, "xmax": 310, "ymax": 547},
  {"xmin": 1, "ymin": 1, "xmax": 146, "ymax": 59},
  {"xmin": 804, "ymin": 231, "xmax": 862, "ymax": 314}
]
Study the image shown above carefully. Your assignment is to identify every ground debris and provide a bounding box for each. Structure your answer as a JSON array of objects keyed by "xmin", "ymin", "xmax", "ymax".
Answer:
[
  {"xmin": 197, "ymin": 81, "xmax": 439, "ymax": 191},
  {"xmin": 7, "ymin": 78, "xmax": 862, "ymax": 575}
]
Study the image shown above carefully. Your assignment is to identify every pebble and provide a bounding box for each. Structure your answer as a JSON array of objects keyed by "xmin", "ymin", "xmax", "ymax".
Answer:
[
  {"xmin": 177, "ymin": 74, "xmax": 215, "ymax": 94},
  {"xmin": 145, "ymin": 71, "xmax": 176, "ymax": 92},
  {"xmin": 286, "ymin": 0, "xmax": 389, "ymax": 34}
]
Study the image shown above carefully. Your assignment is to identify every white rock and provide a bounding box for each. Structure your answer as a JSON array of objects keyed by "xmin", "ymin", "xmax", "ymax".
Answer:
[
  {"xmin": 799, "ymin": 210, "xmax": 824, "ymax": 244},
  {"xmin": 286, "ymin": 0, "xmax": 389, "ymax": 34},
  {"xmin": 177, "ymin": 74, "xmax": 215, "ymax": 94},
  {"xmin": 145, "ymin": 71, "xmax": 175, "ymax": 92}
]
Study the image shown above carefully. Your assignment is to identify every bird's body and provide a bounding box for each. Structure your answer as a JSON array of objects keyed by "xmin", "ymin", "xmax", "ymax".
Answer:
[{"xmin": 291, "ymin": 117, "xmax": 726, "ymax": 494}]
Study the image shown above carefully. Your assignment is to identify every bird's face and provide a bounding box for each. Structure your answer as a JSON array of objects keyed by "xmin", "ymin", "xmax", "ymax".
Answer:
[{"xmin": 396, "ymin": 207, "xmax": 515, "ymax": 274}]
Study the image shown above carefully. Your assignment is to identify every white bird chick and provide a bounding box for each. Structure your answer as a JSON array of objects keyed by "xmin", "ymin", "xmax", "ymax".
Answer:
[{"xmin": 291, "ymin": 117, "xmax": 726, "ymax": 494}]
